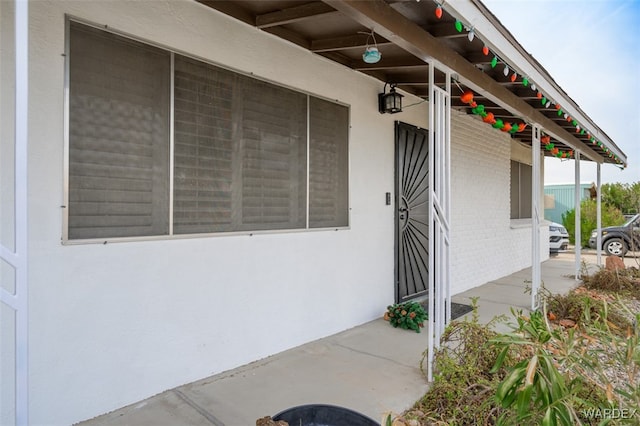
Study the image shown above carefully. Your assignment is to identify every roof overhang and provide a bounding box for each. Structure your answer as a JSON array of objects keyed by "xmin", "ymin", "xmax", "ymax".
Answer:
[{"xmin": 196, "ymin": 0, "xmax": 628, "ymax": 168}]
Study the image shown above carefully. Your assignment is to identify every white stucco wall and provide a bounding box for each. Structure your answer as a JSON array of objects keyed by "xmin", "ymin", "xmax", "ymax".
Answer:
[
  {"xmin": 450, "ymin": 110, "xmax": 549, "ymax": 295},
  {"xmin": 22, "ymin": 1, "xmax": 432, "ymax": 424},
  {"xmin": 5, "ymin": 1, "xmax": 551, "ymax": 424}
]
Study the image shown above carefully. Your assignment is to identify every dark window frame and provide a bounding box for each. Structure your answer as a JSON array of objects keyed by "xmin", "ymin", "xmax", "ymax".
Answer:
[{"xmin": 510, "ymin": 160, "xmax": 532, "ymax": 220}]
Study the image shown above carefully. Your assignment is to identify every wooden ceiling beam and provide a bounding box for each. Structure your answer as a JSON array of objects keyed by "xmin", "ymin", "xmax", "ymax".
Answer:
[
  {"xmin": 353, "ymin": 57, "xmax": 427, "ymax": 71},
  {"xmin": 263, "ymin": 26, "xmax": 311, "ymax": 49},
  {"xmin": 323, "ymin": 0, "xmax": 601, "ymax": 162},
  {"xmin": 256, "ymin": 2, "xmax": 337, "ymax": 28},
  {"xmin": 317, "ymin": 51, "xmax": 355, "ymax": 67},
  {"xmin": 425, "ymin": 22, "xmax": 469, "ymax": 39},
  {"xmin": 464, "ymin": 51, "xmax": 495, "ymax": 64},
  {"xmin": 196, "ymin": 0, "xmax": 254, "ymax": 26},
  {"xmin": 392, "ymin": 76, "xmax": 447, "ymax": 86},
  {"xmin": 311, "ymin": 34, "xmax": 391, "ymax": 52}
]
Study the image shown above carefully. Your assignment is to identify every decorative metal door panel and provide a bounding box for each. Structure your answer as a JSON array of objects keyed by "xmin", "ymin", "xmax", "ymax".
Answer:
[{"xmin": 395, "ymin": 122, "xmax": 429, "ymax": 302}]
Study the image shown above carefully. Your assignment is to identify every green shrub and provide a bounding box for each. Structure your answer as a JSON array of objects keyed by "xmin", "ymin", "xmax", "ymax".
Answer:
[
  {"xmin": 384, "ymin": 301, "xmax": 427, "ymax": 333},
  {"xmin": 562, "ymin": 199, "xmax": 625, "ymax": 247}
]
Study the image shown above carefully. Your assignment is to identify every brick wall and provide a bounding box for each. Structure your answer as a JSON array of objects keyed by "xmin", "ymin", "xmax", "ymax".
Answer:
[{"xmin": 450, "ymin": 110, "xmax": 549, "ymax": 295}]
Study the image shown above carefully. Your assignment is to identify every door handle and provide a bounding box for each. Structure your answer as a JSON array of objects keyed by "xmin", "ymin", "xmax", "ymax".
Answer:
[{"xmin": 399, "ymin": 207, "xmax": 408, "ymax": 220}]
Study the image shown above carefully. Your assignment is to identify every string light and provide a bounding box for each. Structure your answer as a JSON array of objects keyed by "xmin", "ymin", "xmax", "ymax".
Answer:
[
  {"xmin": 460, "ymin": 90, "xmax": 474, "ymax": 103},
  {"xmin": 437, "ymin": 2, "xmax": 625, "ymax": 167},
  {"xmin": 435, "ymin": 4, "xmax": 443, "ymax": 19},
  {"xmin": 460, "ymin": 87, "xmax": 527, "ymax": 134}
]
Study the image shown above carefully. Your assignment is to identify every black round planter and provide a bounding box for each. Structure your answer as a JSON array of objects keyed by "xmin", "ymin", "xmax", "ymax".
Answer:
[{"xmin": 273, "ymin": 404, "xmax": 378, "ymax": 426}]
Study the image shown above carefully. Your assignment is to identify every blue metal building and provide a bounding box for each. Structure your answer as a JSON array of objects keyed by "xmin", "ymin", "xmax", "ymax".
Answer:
[{"xmin": 544, "ymin": 183, "xmax": 593, "ymax": 224}]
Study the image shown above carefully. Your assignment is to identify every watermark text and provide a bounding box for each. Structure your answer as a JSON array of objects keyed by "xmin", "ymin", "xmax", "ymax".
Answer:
[{"xmin": 581, "ymin": 408, "xmax": 638, "ymax": 420}]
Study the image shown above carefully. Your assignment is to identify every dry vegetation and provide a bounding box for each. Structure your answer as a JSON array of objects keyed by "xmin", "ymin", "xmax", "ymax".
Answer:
[{"xmin": 389, "ymin": 263, "xmax": 640, "ymax": 426}]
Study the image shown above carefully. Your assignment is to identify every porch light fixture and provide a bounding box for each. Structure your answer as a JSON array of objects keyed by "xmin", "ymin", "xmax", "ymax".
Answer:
[
  {"xmin": 378, "ymin": 83, "xmax": 403, "ymax": 114},
  {"xmin": 362, "ymin": 29, "xmax": 381, "ymax": 64}
]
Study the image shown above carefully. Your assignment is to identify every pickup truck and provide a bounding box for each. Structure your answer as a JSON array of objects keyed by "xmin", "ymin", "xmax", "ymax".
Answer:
[{"xmin": 588, "ymin": 213, "xmax": 640, "ymax": 257}]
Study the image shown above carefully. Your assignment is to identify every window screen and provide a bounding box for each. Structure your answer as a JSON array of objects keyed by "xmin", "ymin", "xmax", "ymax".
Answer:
[
  {"xmin": 510, "ymin": 160, "xmax": 532, "ymax": 219},
  {"xmin": 172, "ymin": 56, "xmax": 307, "ymax": 234},
  {"xmin": 67, "ymin": 21, "xmax": 348, "ymax": 241},
  {"xmin": 238, "ymin": 76, "xmax": 307, "ymax": 231},
  {"xmin": 68, "ymin": 22, "xmax": 170, "ymax": 239},
  {"xmin": 309, "ymin": 97, "xmax": 349, "ymax": 228},
  {"xmin": 173, "ymin": 56, "xmax": 235, "ymax": 234}
]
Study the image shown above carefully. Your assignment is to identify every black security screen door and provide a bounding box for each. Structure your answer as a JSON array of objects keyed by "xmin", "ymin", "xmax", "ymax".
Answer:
[{"xmin": 395, "ymin": 122, "xmax": 429, "ymax": 302}]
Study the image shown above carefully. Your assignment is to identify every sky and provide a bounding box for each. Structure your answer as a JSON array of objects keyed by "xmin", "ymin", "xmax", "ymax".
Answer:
[{"xmin": 482, "ymin": 0, "xmax": 640, "ymax": 185}]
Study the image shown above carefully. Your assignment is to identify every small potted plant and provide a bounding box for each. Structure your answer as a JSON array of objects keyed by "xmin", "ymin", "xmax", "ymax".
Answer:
[{"xmin": 384, "ymin": 301, "xmax": 428, "ymax": 333}]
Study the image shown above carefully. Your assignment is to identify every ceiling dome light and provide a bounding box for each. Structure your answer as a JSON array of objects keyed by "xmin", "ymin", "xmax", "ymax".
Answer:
[
  {"xmin": 362, "ymin": 46, "xmax": 381, "ymax": 63},
  {"xmin": 361, "ymin": 29, "xmax": 382, "ymax": 64}
]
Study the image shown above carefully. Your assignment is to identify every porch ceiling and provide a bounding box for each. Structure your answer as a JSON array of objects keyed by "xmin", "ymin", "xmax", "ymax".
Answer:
[{"xmin": 196, "ymin": 0, "xmax": 627, "ymax": 168}]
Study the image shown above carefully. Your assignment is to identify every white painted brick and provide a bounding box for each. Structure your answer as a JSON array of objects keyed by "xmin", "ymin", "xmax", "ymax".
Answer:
[{"xmin": 450, "ymin": 110, "xmax": 549, "ymax": 295}]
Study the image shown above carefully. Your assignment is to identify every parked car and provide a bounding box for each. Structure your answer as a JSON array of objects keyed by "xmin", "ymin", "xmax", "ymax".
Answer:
[
  {"xmin": 549, "ymin": 222, "xmax": 569, "ymax": 253},
  {"xmin": 588, "ymin": 213, "xmax": 640, "ymax": 257}
]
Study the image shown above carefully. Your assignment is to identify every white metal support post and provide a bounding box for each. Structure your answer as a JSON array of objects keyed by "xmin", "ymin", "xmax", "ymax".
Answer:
[
  {"xmin": 444, "ymin": 72, "xmax": 451, "ymax": 327},
  {"xmin": 426, "ymin": 63, "xmax": 435, "ymax": 383},
  {"xmin": 433, "ymin": 83, "xmax": 451, "ymax": 346},
  {"xmin": 531, "ymin": 125, "xmax": 541, "ymax": 310},
  {"xmin": 596, "ymin": 163, "xmax": 602, "ymax": 266},
  {"xmin": 0, "ymin": 0, "xmax": 29, "ymax": 424},
  {"xmin": 574, "ymin": 151, "xmax": 581, "ymax": 280},
  {"xmin": 426, "ymin": 63, "xmax": 451, "ymax": 382}
]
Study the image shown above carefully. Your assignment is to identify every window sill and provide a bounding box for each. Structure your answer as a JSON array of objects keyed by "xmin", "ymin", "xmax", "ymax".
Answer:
[
  {"xmin": 61, "ymin": 225, "xmax": 351, "ymax": 245},
  {"xmin": 510, "ymin": 219, "xmax": 552, "ymax": 229}
]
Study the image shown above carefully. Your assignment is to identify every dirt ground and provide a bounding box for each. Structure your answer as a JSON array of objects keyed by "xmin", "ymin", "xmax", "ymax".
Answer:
[{"xmin": 552, "ymin": 248, "xmax": 640, "ymax": 269}]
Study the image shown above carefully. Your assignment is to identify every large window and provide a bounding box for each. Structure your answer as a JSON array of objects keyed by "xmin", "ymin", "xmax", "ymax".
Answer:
[{"xmin": 66, "ymin": 21, "xmax": 349, "ymax": 241}]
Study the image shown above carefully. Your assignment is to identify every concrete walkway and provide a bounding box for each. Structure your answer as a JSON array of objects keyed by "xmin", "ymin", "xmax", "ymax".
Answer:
[{"xmin": 78, "ymin": 253, "xmax": 628, "ymax": 426}]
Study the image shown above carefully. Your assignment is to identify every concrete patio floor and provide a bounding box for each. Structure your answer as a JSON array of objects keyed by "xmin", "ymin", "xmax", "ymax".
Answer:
[{"xmin": 78, "ymin": 252, "xmax": 635, "ymax": 426}]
